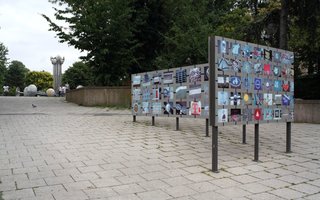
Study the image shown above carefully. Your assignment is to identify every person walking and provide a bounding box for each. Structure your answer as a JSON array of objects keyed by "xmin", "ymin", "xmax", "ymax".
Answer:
[{"xmin": 3, "ymin": 85, "xmax": 9, "ymax": 96}]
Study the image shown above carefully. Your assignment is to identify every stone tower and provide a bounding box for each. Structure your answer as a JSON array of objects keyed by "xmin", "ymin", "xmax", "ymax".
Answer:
[{"xmin": 50, "ymin": 55, "xmax": 65, "ymax": 93}]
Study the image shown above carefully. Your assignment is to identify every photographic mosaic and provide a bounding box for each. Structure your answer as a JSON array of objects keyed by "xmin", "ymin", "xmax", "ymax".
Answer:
[
  {"xmin": 132, "ymin": 64, "xmax": 209, "ymax": 118},
  {"xmin": 212, "ymin": 36, "xmax": 294, "ymax": 126},
  {"xmin": 132, "ymin": 36, "xmax": 294, "ymax": 126}
]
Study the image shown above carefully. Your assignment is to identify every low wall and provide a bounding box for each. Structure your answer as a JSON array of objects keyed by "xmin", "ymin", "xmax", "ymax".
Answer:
[
  {"xmin": 66, "ymin": 86, "xmax": 131, "ymax": 107},
  {"xmin": 295, "ymin": 99, "xmax": 320, "ymax": 123}
]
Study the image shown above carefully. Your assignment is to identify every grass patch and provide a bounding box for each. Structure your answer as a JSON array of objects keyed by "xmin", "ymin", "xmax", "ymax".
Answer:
[{"xmin": 0, "ymin": 191, "xmax": 3, "ymax": 200}]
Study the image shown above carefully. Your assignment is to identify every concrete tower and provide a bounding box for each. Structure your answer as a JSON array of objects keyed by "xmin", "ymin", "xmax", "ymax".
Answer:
[{"xmin": 50, "ymin": 55, "xmax": 65, "ymax": 93}]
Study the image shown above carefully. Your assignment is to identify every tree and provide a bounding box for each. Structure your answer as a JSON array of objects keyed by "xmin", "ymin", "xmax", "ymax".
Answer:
[
  {"xmin": 0, "ymin": 42, "xmax": 8, "ymax": 88},
  {"xmin": 25, "ymin": 71, "xmax": 53, "ymax": 91},
  {"xmin": 62, "ymin": 61, "xmax": 93, "ymax": 89},
  {"xmin": 5, "ymin": 60, "xmax": 29, "ymax": 89},
  {"xmin": 43, "ymin": 0, "xmax": 137, "ymax": 86}
]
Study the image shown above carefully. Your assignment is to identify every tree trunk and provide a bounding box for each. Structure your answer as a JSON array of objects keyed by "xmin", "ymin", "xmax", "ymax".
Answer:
[{"xmin": 279, "ymin": 0, "xmax": 288, "ymax": 50}]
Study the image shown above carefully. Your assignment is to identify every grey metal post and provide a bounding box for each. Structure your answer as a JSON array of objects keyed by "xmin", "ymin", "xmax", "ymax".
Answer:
[
  {"xmin": 286, "ymin": 122, "xmax": 292, "ymax": 153},
  {"xmin": 152, "ymin": 116, "xmax": 155, "ymax": 126},
  {"xmin": 242, "ymin": 124, "xmax": 247, "ymax": 144},
  {"xmin": 212, "ymin": 126, "xmax": 218, "ymax": 172},
  {"xmin": 176, "ymin": 117, "xmax": 179, "ymax": 131},
  {"xmin": 206, "ymin": 118, "xmax": 209, "ymax": 137},
  {"xmin": 254, "ymin": 123, "xmax": 259, "ymax": 161}
]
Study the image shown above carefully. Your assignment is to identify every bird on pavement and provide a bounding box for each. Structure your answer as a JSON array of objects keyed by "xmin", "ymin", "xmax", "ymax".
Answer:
[{"xmin": 32, "ymin": 104, "xmax": 37, "ymax": 108}]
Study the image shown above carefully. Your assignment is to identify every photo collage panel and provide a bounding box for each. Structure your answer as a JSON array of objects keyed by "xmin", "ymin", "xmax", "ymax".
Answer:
[
  {"xmin": 131, "ymin": 64, "xmax": 210, "ymax": 118},
  {"xmin": 214, "ymin": 36, "xmax": 294, "ymax": 125}
]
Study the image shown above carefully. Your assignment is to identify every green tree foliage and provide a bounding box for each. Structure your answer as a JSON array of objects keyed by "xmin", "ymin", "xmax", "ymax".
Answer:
[
  {"xmin": 289, "ymin": 0, "xmax": 320, "ymax": 75},
  {"xmin": 62, "ymin": 61, "xmax": 93, "ymax": 89},
  {"xmin": 25, "ymin": 71, "xmax": 53, "ymax": 91},
  {"xmin": 43, "ymin": 0, "xmax": 136, "ymax": 86},
  {"xmin": 0, "ymin": 43, "xmax": 8, "ymax": 88},
  {"xmin": 5, "ymin": 60, "xmax": 29, "ymax": 89},
  {"xmin": 44, "ymin": 0, "xmax": 319, "ymax": 88}
]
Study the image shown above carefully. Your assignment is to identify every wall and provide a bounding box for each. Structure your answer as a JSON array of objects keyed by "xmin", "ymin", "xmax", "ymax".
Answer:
[
  {"xmin": 66, "ymin": 86, "xmax": 131, "ymax": 107},
  {"xmin": 294, "ymin": 99, "xmax": 320, "ymax": 123}
]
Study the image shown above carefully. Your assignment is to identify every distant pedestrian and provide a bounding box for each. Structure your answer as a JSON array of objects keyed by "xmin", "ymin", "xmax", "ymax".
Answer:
[
  {"xmin": 3, "ymin": 85, "xmax": 9, "ymax": 96},
  {"xmin": 61, "ymin": 86, "xmax": 66, "ymax": 97},
  {"xmin": 58, "ymin": 86, "xmax": 62, "ymax": 97}
]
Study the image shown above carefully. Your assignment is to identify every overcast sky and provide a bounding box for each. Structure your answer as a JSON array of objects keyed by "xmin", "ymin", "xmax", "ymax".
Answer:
[{"xmin": 0, "ymin": 0, "xmax": 85, "ymax": 73}]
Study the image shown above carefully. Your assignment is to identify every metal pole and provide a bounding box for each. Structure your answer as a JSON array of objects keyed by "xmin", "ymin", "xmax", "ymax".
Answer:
[
  {"xmin": 212, "ymin": 126, "xmax": 218, "ymax": 172},
  {"xmin": 242, "ymin": 124, "xmax": 247, "ymax": 144},
  {"xmin": 133, "ymin": 115, "xmax": 136, "ymax": 122},
  {"xmin": 254, "ymin": 123, "xmax": 259, "ymax": 162},
  {"xmin": 176, "ymin": 117, "xmax": 179, "ymax": 131},
  {"xmin": 152, "ymin": 116, "xmax": 155, "ymax": 126},
  {"xmin": 206, "ymin": 118, "xmax": 209, "ymax": 137},
  {"xmin": 286, "ymin": 122, "xmax": 292, "ymax": 153}
]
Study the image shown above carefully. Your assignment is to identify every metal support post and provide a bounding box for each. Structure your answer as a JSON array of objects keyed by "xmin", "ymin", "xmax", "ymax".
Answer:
[
  {"xmin": 254, "ymin": 124, "xmax": 259, "ymax": 162},
  {"xmin": 242, "ymin": 124, "xmax": 247, "ymax": 144},
  {"xmin": 286, "ymin": 122, "xmax": 292, "ymax": 153},
  {"xmin": 176, "ymin": 117, "xmax": 179, "ymax": 131},
  {"xmin": 212, "ymin": 126, "xmax": 218, "ymax": 172},
  {"xmin": 152, "ymin": 116, "xmax": 155, "ymax": 126},
  {"xmin": 133, "ymin": 115, "xmax": 136, "ymax": 122},
  {"xmin": 206, "ymin": 118, "xmax": 209, "ymax": 137}
]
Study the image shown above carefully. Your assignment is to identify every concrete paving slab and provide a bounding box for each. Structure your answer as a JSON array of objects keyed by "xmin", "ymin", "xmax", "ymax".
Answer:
[{"xmin": 0, "ymin": 97, "xmax": 320, "ymax": 200}]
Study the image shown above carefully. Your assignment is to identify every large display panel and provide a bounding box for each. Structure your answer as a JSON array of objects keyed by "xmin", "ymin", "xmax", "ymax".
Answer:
[
  {"xmin": 131, "ymin": 64, "xmax": 209, "ymax": 118},
  {"xmin": 210, "ymin": 36, "xmax": 294, "ymax": 126}
]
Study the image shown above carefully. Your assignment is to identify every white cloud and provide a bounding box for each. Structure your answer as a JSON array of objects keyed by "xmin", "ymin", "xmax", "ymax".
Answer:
[{"xmin": 0, "ymin": 0, "xmax": 85, "ymax": 73}]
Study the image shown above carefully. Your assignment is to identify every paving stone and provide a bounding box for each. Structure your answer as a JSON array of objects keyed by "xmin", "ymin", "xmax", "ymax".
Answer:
[
  {"xmin": 1, "ymin": 97, "xmax": 320, "ymax": 200},
  {"xmin": 107, "ymin": 194, "xmax": 141, "ymax": 200},
  {"xmin": 187, "ymin": 181, "xmax": 219, "ymax": 192},
  {"xmin": 185, "ymin": 173, "xmax": 213, "ymax": 182},
  {"xmin": 231, "ymin": 174, "xmax": 260, "ymax": 184},
  {"xmin": 21, "ymin": 194, "xmax": 55, "ymax": 200},
  {"xmin": 191, "ymin": 191, "xmax": 228, "ymax": 200},
  {"xmin": 2, "ymin": 188, "xmax": 35, "ymax": 199},
  {"xmin": 259, "ymin": 178, "xmax": 291, "ymax": 188},
  {"xmin": 28, "ymin": 170, "xmax": 56, "ymax": 180},
  {"xmin": 16, "ymin": 178, "xmax": 47, "ymax": 189},
  {"xmin": 278, "ymin": 174, "xmax": 309, "ymax": 184},
  {"xmin": 247, "ymin": 192, "xmax": 284, "ymax": 200},
  {"xmin": 71, "ymin": 172, "xmax": 100, "ymax": 182},
  {"xmin": 225, "ymin": 166, "xmax": 251, "ymax": 175},
  {"xmin": 210, "ymin": 177, "xmax": 241, "ymax": 188},
  {"xmin": 83, "ymin": 187, "xmax": 117, "ymax": 199},
  {"xmin": 44, "ymin": 175, "xmax": 75, "ymax": 185},
  {"xmin": 239, "ymin": 182, "xmax": 272, "ymax": 194},
  {"xmin": 250, "ymin": 171, "xmax": 278, "ymax": 180},
  {"xmin": 290, "ymin": 183, "xmax": 320, "ymax": 195},
  {"xmin": 34, "ymin": 184, "xmax": 66, "ymax": 195},
  {"xmin": 63, "ymin": 180, "xmax": 95, "ymax": 191},
  {"xmin": 53, "ymin": 190, "xmax": 89, "ymax": 200},
  {"xmin": 112, "ymin": 183, "xmax": 145, "ymax": 195},
  {"xmin": 304, "ymin": 193, "xmax": 320, "ymax": 200},
  {"xmin": 163, "ymin": 176, "xmax": 193, "ymax": 186},
  {"xmin": 137, "ymin": 190, "xmax": 171, "ymax": 200},
  {"xmin": 269, "ymin": 188, "xmax": 306, "ymax": 199},
  {"xmin": 91, "ymin": 177, "xmax": 121, "ymax": 187},
  {"xmin": 140, "ymin": 171, "xmax": 169, "ymax": 181},
  {"xmin": 216, "ymin": 187, "xmax": 252, "ymax": 199},
  {"xmin": 164, "ymin": 185, "xmax": 197, "ymax": 198},
  {"xmin": 162, "ymin": 169, "xmax": 190, "ymax": 177},
  {"xmin": 138, "ymin": 180, "xmax": 171, "ymax": 190}
]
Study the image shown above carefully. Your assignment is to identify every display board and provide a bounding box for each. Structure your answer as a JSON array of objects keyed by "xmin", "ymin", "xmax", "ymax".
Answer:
[
  {"xmin": 209, "ymin": 36, "xmax": 294, "ymax": 126},
  {"xmin": 131, "ymin": 64, "xmax": 209, "ymax": 118}
]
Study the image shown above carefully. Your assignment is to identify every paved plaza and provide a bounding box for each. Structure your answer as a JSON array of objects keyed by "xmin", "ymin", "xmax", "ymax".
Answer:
[{"xmin": 0, "ymin": 97, "xmax": 319, "ymax": 200}]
